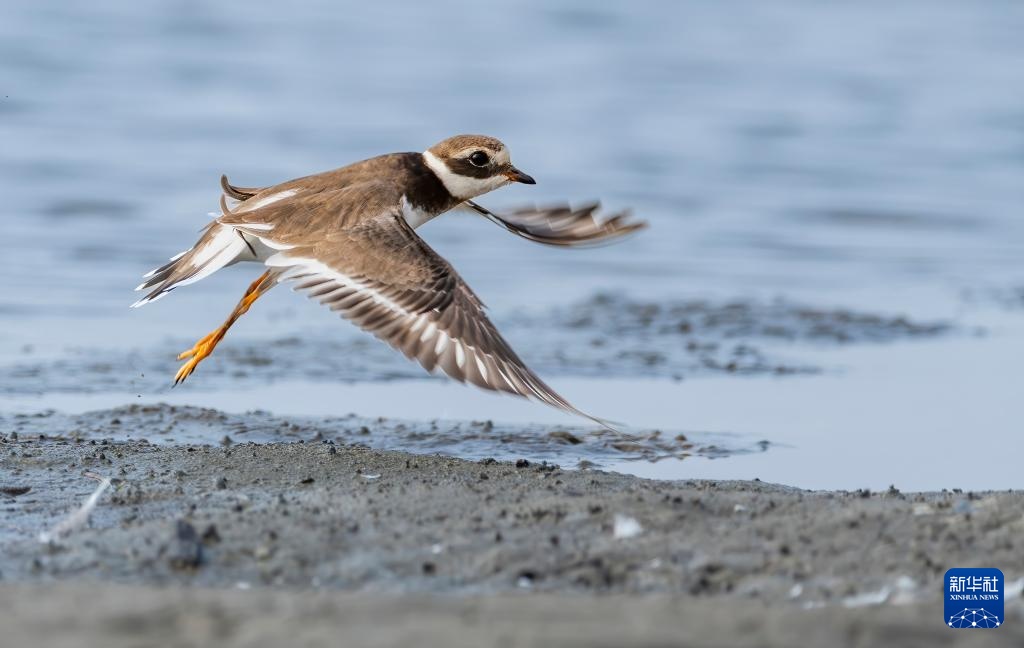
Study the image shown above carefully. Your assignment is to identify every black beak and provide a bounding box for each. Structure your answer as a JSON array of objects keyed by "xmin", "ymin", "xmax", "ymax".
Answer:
[{"xmin": 506, "ymin": 167, "xmax": 536, "ymax": 185}]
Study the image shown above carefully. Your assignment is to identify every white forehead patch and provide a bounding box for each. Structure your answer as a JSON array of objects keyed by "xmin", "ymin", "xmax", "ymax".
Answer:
[{"xmin": 423, "ymin": 150, "xmax": 509, "ymax": 200}]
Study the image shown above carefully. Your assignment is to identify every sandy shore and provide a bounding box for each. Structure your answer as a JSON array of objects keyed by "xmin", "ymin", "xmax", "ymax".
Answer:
[
  {"xmin": 2, "ymin": 424, "xmax": 1022, "ymax": 645},
  {"xmin": 1, "ymin": 583, "xmax": 1017, "ymax": 648}
]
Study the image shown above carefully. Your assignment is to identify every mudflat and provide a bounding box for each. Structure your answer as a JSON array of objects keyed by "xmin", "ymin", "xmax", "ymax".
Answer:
[{"xmin": 1, "ymin": 419, "xmax": 1021, "ymax": 646}]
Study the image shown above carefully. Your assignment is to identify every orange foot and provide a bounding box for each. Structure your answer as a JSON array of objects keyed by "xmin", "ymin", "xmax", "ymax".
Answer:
[{"xmin": 174, "ymin": 328, "xmax": 225, "ymax": 385}]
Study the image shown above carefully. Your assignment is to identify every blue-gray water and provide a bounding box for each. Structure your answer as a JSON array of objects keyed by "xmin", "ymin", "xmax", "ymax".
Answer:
[{"xmin": 2, "ymin": 1, "xmax": 1023, "ymax": 489}]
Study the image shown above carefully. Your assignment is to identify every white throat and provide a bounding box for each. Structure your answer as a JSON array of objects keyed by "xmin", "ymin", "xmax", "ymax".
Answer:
[{"xmin": 422, "ymin": 150, "xmax": 507, "ymax": 201}]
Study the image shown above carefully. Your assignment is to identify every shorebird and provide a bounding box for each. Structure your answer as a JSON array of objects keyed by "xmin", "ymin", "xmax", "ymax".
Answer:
[{"xmin": 133, "ymin": 135, "xmax": 644, "ymax": 424}]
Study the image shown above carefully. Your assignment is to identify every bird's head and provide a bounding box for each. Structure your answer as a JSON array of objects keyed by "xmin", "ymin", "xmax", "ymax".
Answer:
[{"xmin": 423, "ymin": 134, "xmax": 535, "ymax": 201}]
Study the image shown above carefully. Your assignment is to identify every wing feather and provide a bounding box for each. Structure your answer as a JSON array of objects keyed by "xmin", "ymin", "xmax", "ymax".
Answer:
[
  {"xmin": 247, "ymin": 201, "xmax": 608, "ymax": 426},
  {"xmin": 464, "ymin": 200, "xmax": 646, "ymax": 247}
]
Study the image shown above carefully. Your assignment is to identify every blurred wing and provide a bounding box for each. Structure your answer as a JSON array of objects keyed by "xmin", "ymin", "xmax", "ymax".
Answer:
[
  {"xmin": 259, "ymin": 209, "xmax": 608, "ymax": 427},
  {"xmin": 464, "ymin": 200, "xmax": 646, "ymax": 247}
]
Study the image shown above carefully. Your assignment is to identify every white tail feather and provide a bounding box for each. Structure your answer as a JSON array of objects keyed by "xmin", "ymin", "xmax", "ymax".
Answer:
[{"xmin": 131, "ymin": 224, "xmax": 249, "ymax": 308}]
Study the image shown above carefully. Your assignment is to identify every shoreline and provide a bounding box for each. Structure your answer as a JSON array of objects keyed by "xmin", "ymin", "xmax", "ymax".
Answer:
[
  {"xmin": 2, "ymin": 421, "xmax": 1022, "ymax": 645},
  {"xmin": 4, "ymin": 433, "xmax": 1022, "ymax": 588}
]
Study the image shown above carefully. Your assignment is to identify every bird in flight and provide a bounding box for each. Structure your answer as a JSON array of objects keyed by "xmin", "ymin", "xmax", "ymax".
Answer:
[{"xmin": 133, "ymin": 134, "xmax": 645, "ymax": 425}]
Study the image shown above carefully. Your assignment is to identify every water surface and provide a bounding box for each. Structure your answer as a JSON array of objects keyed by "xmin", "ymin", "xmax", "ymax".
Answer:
[{"xmin": 2, "ymin": 1, "xmax": 1023, "ymax": 490}]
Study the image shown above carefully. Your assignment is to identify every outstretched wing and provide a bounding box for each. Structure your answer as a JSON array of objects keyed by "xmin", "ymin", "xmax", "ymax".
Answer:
[
  {"xmin": 234, "ymin": 190, "xmax": 607, "ymax": 426},
  {"xmin": 464, "ymin": 200, "xmax": 646, "ymax": 247}
]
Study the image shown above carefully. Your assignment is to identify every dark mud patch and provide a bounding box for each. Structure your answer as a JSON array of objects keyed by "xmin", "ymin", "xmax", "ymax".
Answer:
[
  {"xmin": 507, "ymin": 293, "xmax": 953, "ymax": 379},
  {"xmin": 2, "ymin": 335, "xmax": 418, "ymax": 395},
  {"xmin": 1, "ymin": 435, "xmax": 1021, "ymax": 608},
  {"xmin": 557, "ymin": 293, "xmax": 951, "ymax": 343},
  {"xmin": 0, "ymin": 294, "xmax": 953, "ymax": 395},
  {"xmin": 1, "ymin": 403, "xmax": 762, "ymax": 468}
]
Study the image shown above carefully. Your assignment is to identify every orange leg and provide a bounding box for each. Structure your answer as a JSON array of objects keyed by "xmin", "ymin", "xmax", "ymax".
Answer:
[{"xmin": 174, "ymin": 270, "xmax": 275, "ymax": 385}]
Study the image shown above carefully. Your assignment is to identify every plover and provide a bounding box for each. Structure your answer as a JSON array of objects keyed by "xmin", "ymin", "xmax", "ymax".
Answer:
[{"xmin": 133, "ymin": 134, "xmax": 645, "ymax": 424}]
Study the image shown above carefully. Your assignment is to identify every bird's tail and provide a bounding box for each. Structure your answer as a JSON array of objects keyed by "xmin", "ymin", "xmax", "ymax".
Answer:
[
  {"xmin": 132, "ymin": 174, "xmax": 270, "ymax": 308},
  {"xmin": 131, "ymin": 222, "xmax": 250, "ymax": 307}
]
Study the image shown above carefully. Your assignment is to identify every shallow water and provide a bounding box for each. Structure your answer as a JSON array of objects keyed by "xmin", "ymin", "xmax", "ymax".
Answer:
[
  {"xmin": 2, "ymin": 312, "xmax": 1018, "ymax": 491},
  {"xmin": 2, "ymin": 1, "xmax": 1023, "ymax": 489}
]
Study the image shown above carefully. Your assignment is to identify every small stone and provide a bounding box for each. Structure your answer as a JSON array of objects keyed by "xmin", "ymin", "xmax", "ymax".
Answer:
[
  {"xmin": 168, "ymin": 520, "xmax": 203, "ymax": 570},
  {"xmin": 201, "ymin": 524, "xmax": 221, "ymax": 545},
  {"xmin": 548, "ymin": 430, "xmax": 582, "ymax": 445}
]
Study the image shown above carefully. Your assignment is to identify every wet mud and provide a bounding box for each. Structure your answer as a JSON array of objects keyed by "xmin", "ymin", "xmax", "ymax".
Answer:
[
  {"xmin": 518, "ymin": 293, "xmax": 952, "ymax": 377},
  {"xmin": 0, "ymin": 295, "xmax": 987, "ymax": 648},
  {"xmin": 1, "ymin": 429, "xmax": 1020, "ymax": 598},
  {"xmin": 1, "ymin": 305, "xmax": 1016, "ymax": 648},
  {"xmin": 1, "ymin": 403, "xmax": 762, "ymax": 467}
]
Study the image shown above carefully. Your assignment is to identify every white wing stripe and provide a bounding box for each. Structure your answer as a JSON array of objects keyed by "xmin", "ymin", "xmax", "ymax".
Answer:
[
  {"xmin": 419, "ymin": 322, "xmax": 438, "ymax": 343},
  {"xmin": 233, "ymin": 189, "xmax": 298, "ymax": 214},
  {"xmin": 434, "ymin": 332, "xmax": 449, "ymax": 355},
  {"xmin": 409, "ymin": 315, "xmax": 427, "ymax": 333},
  {"xmin": 266, "ymin": 254, "xmax": 415, "ymax": 318},
  {"xmin": 253, "ymin": 235, "xmax": 293, "ymax": 249}
]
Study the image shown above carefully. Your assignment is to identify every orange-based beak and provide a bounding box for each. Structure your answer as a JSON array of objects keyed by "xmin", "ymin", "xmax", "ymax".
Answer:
[{"xmin": 506, "ymin": 167, "xmax": 536, "ymax": 185}]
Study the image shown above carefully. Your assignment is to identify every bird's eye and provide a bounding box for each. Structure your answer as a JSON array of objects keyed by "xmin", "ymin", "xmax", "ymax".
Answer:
[{"xmin": 468, "ymin": 151, "xmax": 490, "ymax": 167}]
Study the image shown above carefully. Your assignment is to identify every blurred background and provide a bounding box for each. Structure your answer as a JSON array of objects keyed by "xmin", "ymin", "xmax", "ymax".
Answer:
[{"xmin": 2, "ymin": 1, "xmax": 1023, "ymax": 489}]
